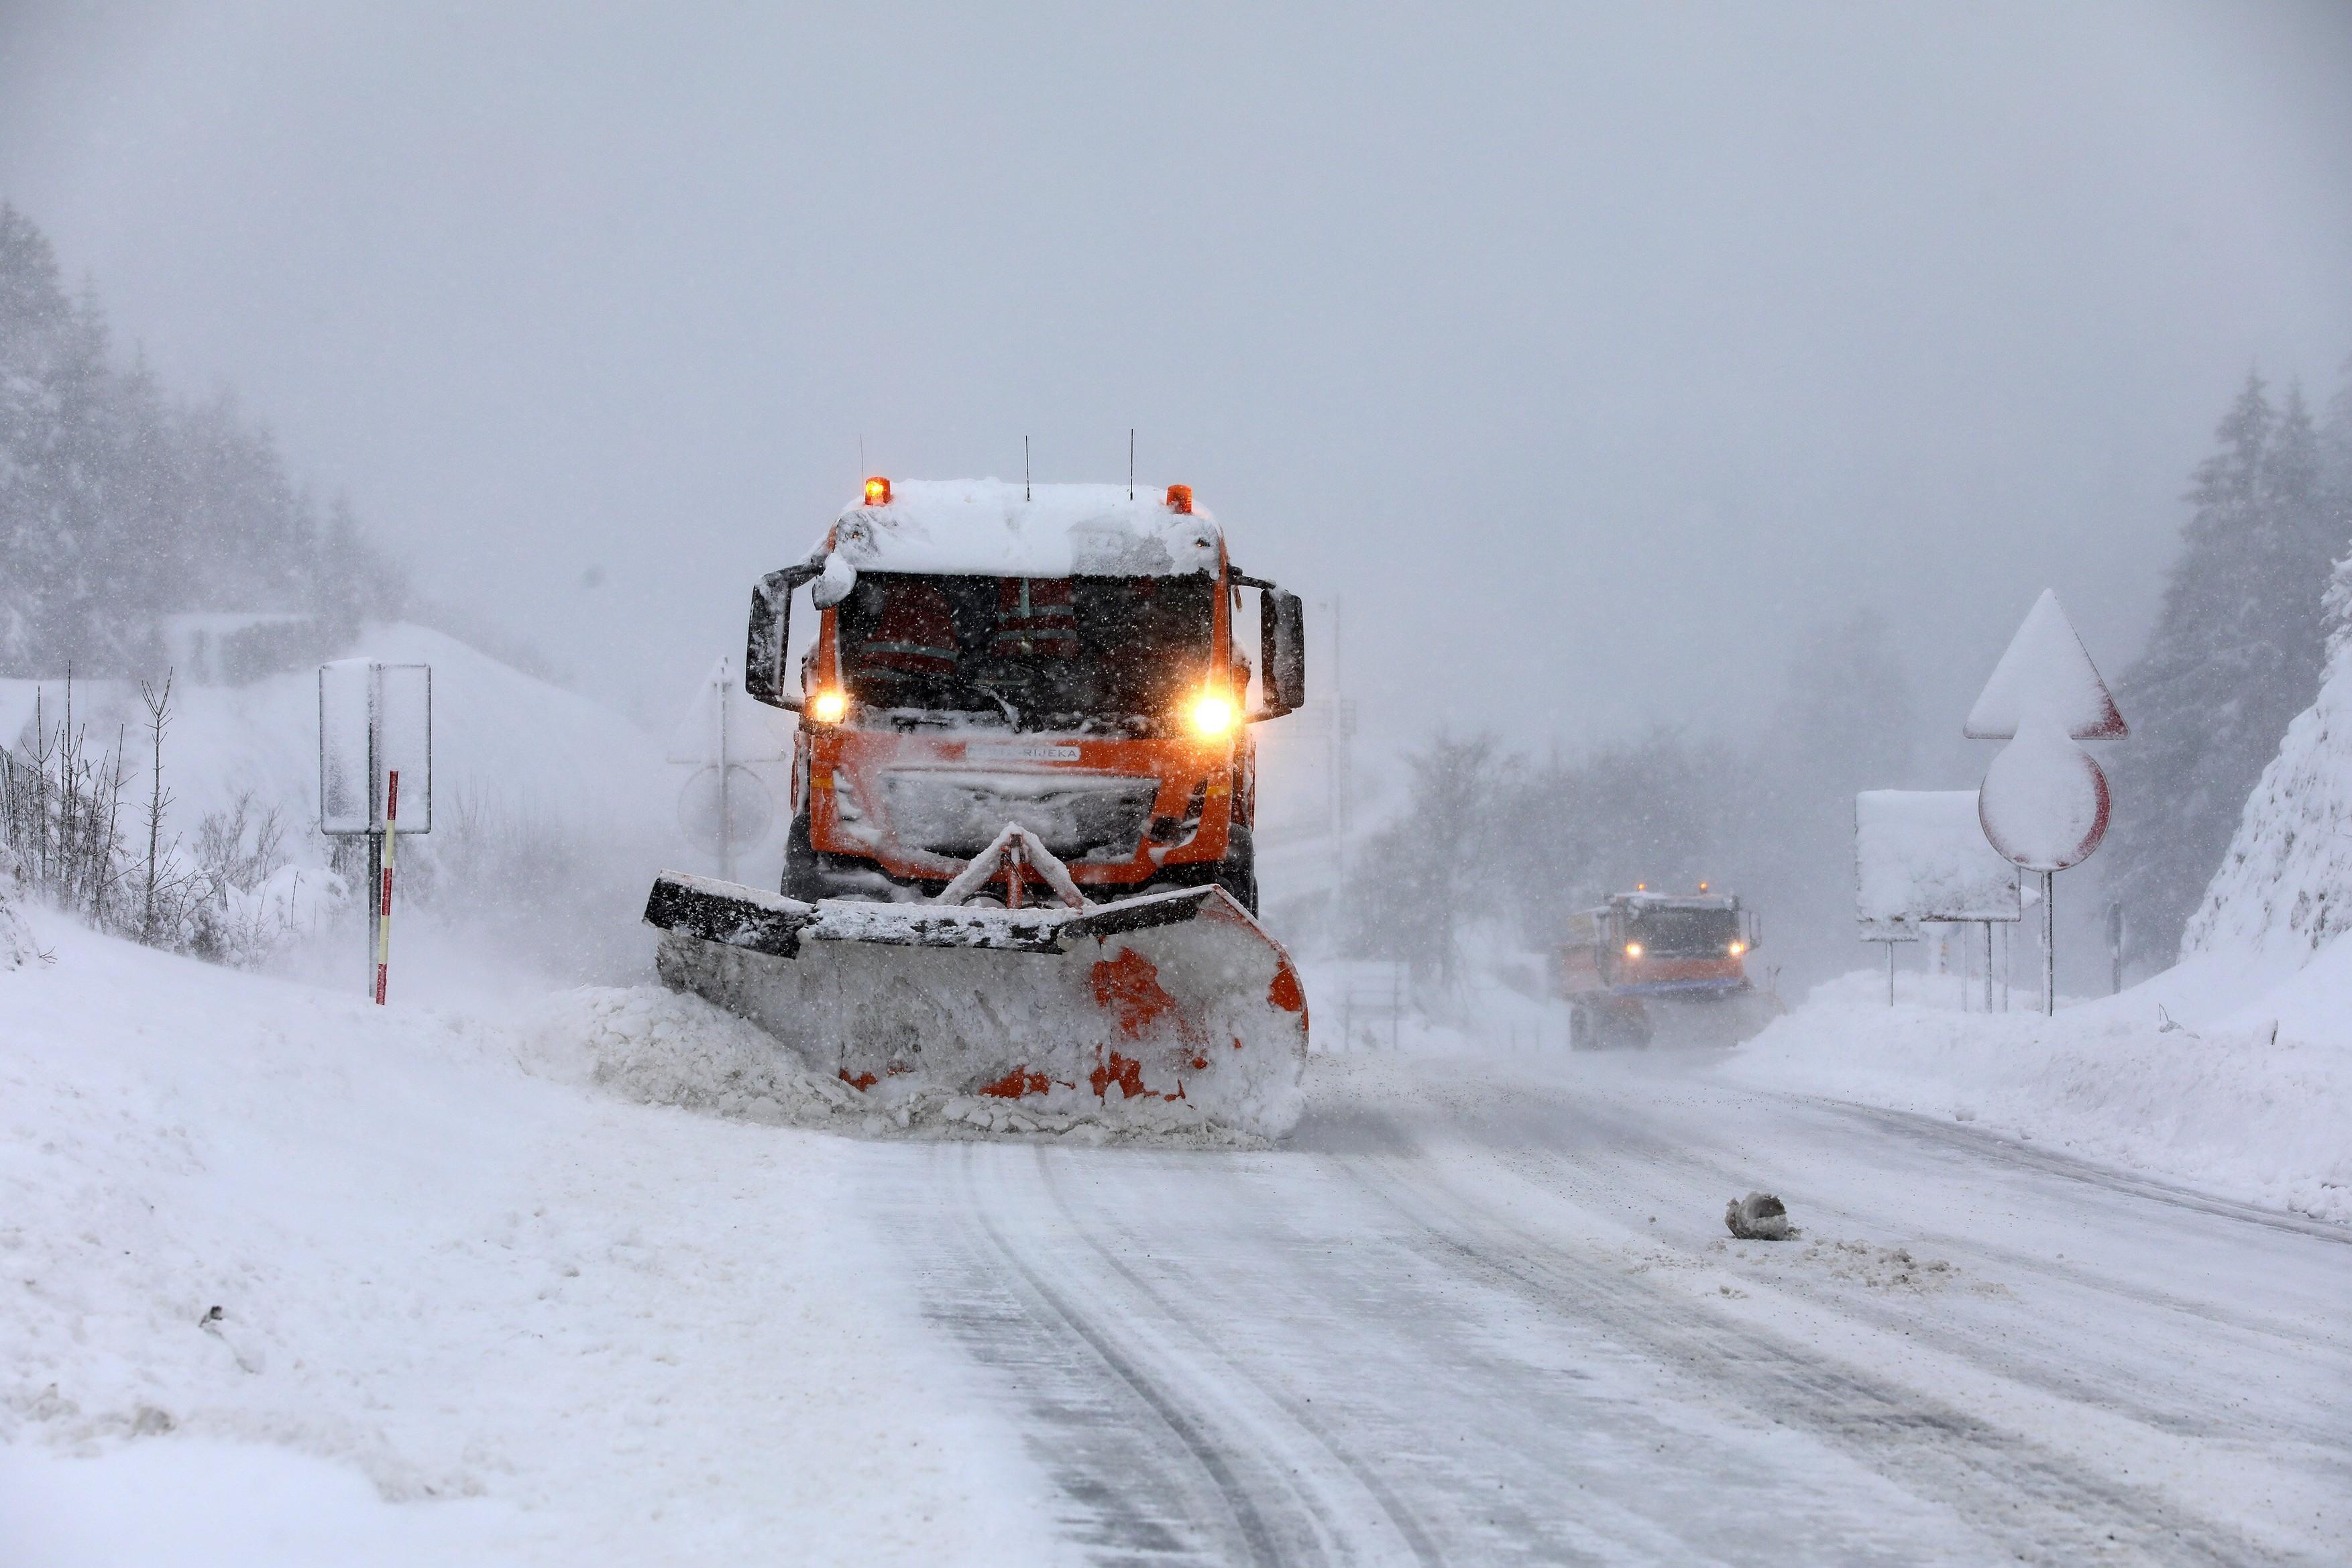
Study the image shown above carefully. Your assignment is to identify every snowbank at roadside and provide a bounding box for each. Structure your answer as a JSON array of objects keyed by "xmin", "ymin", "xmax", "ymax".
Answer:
[
  {"xmin": 1726, "ymin": 595, "xmax": 2352, "ymax": 1227},
  {"xmin": 0, "ymin": 917, "xmax": 1062, "ymax": 1565},
  {"xmin": 2184, "ymin": 615, "xmax": 2352, "ymax": 966},
  {"xmin": 1722, "ymin": 956, "xmax": 2352, "ymax": 1225},
  {"xmin": 2, "ymin": 621, "xmax": 679, "ymax": 990}
]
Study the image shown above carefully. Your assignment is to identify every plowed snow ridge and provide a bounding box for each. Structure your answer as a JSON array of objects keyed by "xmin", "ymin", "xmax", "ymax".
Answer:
[{"xmin": 526, "ymin": 985, "xmax": 1268, "ymax": 1147}]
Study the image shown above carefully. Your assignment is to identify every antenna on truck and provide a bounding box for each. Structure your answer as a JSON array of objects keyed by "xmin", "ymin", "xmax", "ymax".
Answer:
[
  {"xmin": 1024, "ymin": 436, "xmax": 1031, "ymax": 502},
  {"xmin": 1129, "ymin": 429, "xmax": 1135, "ymax": 500}
]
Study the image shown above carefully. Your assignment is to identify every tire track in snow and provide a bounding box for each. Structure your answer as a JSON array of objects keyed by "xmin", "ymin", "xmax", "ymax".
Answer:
[
  {"xmin": 1031, "ymin": 1150, "xmax": 1447, "ymax": 1568},
  {"xmin": 918, "ymin": 1141, "xmax": 1300, "ymax": 1567},
  {"xmin": 1368, "ymin": 1069, "xmax": 2352, "ymax": 1450},
  {"xmin": 1336, "ymin": 1143, "xmax": 2282, "ymax": 1568},
  {"xmin": 1826, "ymin": 1103, "xmax": 2352, "ymax": 1244}
]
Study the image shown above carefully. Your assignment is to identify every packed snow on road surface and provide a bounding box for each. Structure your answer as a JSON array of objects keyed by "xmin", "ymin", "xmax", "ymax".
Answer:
[{"xmin": 1722, "ymin": 962, "xmax": 2352, "ymax": 1223}]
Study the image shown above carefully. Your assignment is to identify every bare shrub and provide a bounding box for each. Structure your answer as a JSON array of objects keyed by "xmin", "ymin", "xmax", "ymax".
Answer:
[{"xmin": 1, "ymin": 673, "xmax": 337, "ymax": 966}]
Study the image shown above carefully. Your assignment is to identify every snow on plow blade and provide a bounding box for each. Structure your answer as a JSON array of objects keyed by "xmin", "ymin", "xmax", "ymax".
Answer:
[
  {"xmin": 641, "ymin": 872, "xmax": 1309, "ymax": 1137},
  {"xmin": 1643, "ymin": 989, "xmax": 1785, "ymax": 1049}
]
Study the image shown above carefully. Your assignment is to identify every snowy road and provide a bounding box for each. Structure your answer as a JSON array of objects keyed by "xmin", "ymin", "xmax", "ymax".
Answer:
[
  {"xmin": 10, "ymin": 934, "xmax": 2349, "ymax": 1567},
  {"xmin": 861, "ymin": 1052, "xmax": 2351, "ymax": 1567}
]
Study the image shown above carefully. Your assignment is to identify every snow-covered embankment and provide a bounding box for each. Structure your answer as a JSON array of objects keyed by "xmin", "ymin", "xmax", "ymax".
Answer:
[
  {"xmin": 0, "ymin": 918, "xmax": 1061, "ymax": 1566},
  {"xmin": 1725, "ymin": 622, "xmax": 2352, "ymax": 1226}
]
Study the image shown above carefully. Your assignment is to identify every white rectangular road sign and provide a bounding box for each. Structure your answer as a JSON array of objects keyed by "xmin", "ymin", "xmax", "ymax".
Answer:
[
  {"xmin": 1856, "ymin": 789, "xmax": 2017, "ymax": 931},
  {"xmin": 321, "ymin": 660, "xmax": 432, "ymax": 834}
]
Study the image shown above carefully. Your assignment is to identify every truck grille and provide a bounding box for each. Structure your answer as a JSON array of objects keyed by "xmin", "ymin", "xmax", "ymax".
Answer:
[{"xmin": 877, "ymin": 770, "xmax": 1160, "ymax": 862}]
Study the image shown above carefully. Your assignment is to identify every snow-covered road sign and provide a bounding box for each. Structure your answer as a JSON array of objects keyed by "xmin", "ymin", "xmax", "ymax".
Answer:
[
  {"xmin": 667, "ymin": 656, "xmax": 792, "ymax": 879},
  {"xmin": 320, "ymin": 660, "xmax": 432, "ymax": 834},
  {"xmin": 1964, "ymin": 590, "xmax": 2127, "ymax": 740},
  {"xmin": 1964, "ymin": 592, "xmax": 2126, "ymax": 1015},
  {"xmin": 1978, "ymin": 726, "xmax": 2111, "ymax": 872},
  {"xmin": 1856, "ymin": 790, "xmax": 2020, "ymax": 928},
  {"xmin": 678, "ymin": 766, "xmax": 775, "ymax": 858},
  {"xmin": 1967, "ymin": 592, "xmax": 2124, "ymax": 873}
]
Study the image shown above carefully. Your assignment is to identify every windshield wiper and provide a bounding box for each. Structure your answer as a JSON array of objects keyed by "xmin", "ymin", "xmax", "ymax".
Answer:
[{"xmin": 967, "ymin": 679, "xmax": 1021, "ymax": 726}]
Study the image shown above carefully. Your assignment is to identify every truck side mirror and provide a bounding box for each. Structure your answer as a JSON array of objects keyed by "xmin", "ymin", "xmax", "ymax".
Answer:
[
  {"xmin": 744, "ymin": 560, "xmax": 824, "ymax": 710},
  {"xmin": 1259, "ymin": 588, "xmax": 1306, "ymax": 716}
]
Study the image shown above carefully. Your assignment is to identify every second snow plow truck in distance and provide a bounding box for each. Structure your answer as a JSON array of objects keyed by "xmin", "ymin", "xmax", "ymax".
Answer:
[
  {"xmin": 643, "ymin": 478, "xmax": 1312, "ymax": 1135},
  {"xmin": 1557, "ymin": 886, "xmax": 1779, "ymax": 1048}
]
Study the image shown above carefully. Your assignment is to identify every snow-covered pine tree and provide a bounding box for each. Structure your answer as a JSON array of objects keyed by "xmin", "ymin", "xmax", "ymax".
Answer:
[
  {"xmin": 2314, "ymin": 357, "xmax": 2352, "ymax": 702},
  {"xmin": 1, "ymin": 203, "xmax": 83, "ymax": 673},
  {"xmin": 2105, "ymin": 373, "xmax": 2346, "ymax": 968}
]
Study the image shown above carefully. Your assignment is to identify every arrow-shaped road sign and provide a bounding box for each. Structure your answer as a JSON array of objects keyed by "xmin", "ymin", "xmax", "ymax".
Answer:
[{"xmin": 1964, "ymin": 590, "xmax": 2127, "ymax": 740}]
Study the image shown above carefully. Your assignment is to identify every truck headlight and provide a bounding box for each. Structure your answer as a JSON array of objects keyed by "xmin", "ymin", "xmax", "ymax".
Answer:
[
  {"xmin": 1190, "ymin": 693, "xmax": 1235, "ymax": 736},
  {"xmin": 1624, "ymin": 942, "xmax": 1642, "ymax": 959},
  {"xmin": 809, "ymin": 689, "xmax": 847, "ymax": 724}
]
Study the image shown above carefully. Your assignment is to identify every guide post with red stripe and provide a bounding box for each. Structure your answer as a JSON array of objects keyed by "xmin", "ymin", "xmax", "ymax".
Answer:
[
  {"xmin": 374, "ymin": 769, "xmax": 400, "ymax": 1004},
  {"xmin": 320, "ymin": 659, "xmax": 433, "ymax": 1002}
]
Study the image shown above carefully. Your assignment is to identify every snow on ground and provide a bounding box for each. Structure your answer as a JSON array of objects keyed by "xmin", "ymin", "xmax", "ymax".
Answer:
[
  {"xmin": 0, "ymin": 915, "xmax": 1065, "ymax": 1567},
  {"xmin": 1719, "ymin": 625, "xmax": 2352, "ymax": 1228},
  {"xmin": 3, "ymin": 620, "xmax": 682, "ymax": 989},
  {"xmin": 1721, "ymin": 958, "xmax": 2352, "ymax": 1225},
  {"xmin": 528, "ymin": 984, "xmax": 1273, "ymax": 1147}
]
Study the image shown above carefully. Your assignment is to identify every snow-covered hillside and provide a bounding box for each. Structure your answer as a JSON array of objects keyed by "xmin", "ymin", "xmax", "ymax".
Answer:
[
  {"xmin": 2182, "ymin": 624, "xmax": 2352, "ymax": 968},
  {"xmin": 0, "ymin": 623, "xmax": 671, "ymax": 856},
  {"xmin": 4, "ymin": 624, "xmax": 689, "ymax": 993}
]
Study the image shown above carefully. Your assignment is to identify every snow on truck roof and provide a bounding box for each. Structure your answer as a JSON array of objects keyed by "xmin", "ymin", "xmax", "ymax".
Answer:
[{"xmin": 825, "ymin": 479, "xmax": 1223, "ymax": 578}]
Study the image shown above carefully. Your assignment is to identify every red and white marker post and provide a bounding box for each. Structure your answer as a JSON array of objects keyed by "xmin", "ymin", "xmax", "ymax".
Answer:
[{"xmin": 374, "ymin": 769, "xmax": 400, "ymax": 1005}]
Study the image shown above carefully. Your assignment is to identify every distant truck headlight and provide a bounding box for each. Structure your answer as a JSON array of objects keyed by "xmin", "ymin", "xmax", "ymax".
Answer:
[
  {"xmin": 1728, "ymin": 940, "xmax": 1746, "ymax": 956},
  {"xmin": 1624, "ymin": 942, "xmax": 1642, "ymax": 958}
]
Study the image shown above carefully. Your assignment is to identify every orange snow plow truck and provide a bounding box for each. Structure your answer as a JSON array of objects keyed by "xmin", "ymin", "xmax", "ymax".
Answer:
[
  {"xmin": 1557, "ymin": 887, "xmax": 1779, "ymax": 1048},
  {"xmin": 643, "ymin": 478, "xmax": 1312, "ymax": 1135}
]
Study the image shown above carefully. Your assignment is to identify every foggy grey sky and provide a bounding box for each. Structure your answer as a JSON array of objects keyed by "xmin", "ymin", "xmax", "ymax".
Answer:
[{"xmin": 4, "ymin": 2, "xmax": 2350, "ymax": 775}]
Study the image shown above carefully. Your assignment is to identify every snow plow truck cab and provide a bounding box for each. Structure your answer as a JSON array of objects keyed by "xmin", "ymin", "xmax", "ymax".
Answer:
[
  {"xmin": 640, "ymin": 478, "xmax": 1315, "ymax": 1137},
  {"xmin": 1557, "ymin": 888, "xmax": 1775, "ymax": 1049}
]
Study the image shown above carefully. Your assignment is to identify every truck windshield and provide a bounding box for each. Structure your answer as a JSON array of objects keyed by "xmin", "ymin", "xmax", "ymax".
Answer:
[
  {"xmin": 1624, "ymin": 907, "xmax": 1741, "ymax": 956},
  {"xmin": 837, "ymin": 571, "xmax": 1216, "ymax": 725}
]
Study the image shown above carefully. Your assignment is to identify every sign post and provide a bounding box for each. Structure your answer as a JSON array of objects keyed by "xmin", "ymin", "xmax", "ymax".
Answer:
[
  {"xmin": 1860, "ymin": 926, "xmax": 1916, "ymax": 1006},
  {"xmin": 375, "ymin": 770, "xmax": 400, "ymax": 1003},
  {"xmin": 2107, "ymin": 901, "xmax": 2126, "ymax": 995},
  {"xmin": 321, "ymin": 661, "xmax": 431, "ymax": 1001},
  {"xmin": 1963, "ymin": 592, "xmax": 2126, "ymax": 1016},
  {"xmin": 668, "ymin": 655, "xmax": 791, "ymax": 881}
]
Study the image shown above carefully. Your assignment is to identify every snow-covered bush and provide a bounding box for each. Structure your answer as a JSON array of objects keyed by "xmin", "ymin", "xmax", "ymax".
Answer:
[{"xmin": 0, "ymin": 680, "xmax": 346, "ymax": 968}]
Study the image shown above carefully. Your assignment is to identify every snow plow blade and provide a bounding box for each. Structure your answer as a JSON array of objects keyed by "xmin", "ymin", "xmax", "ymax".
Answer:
[
  {"xmin": 1642, "ymin": 989, "xmax": 1785, "ymax": 1050},
  {"xmin": 641, "ymin": 871, "xmax": 1310, "ymax": 1136}
]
